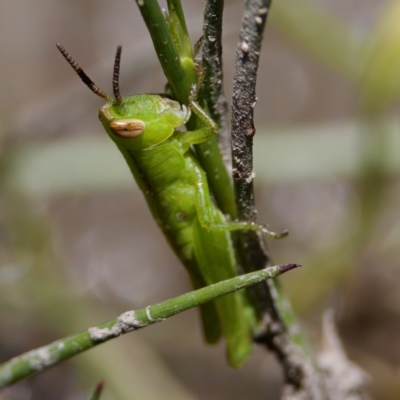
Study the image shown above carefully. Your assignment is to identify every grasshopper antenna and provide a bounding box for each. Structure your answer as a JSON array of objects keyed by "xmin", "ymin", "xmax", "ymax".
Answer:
[
  {"xmin": 112, "ymin": 45, "xmax": 124, "ymax": 107},
  {"xmin": 56, "ymin": 43, "xmax": 112, "ymax": 102}
]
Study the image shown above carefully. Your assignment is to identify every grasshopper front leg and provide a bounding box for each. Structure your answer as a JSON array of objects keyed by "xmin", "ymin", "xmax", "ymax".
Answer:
[{"xmin": 176, "ymin": 80, "xmax": 219, "ymax": 145}]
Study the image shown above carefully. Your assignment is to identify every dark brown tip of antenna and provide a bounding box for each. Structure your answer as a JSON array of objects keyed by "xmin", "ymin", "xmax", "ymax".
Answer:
[
  {"xmin": 112, "ymin": 45, "xmax": 124, "ymax": 107},
  {"xmin": 56, "ymin": 43, "xmax": 112, "ymax": 102}
]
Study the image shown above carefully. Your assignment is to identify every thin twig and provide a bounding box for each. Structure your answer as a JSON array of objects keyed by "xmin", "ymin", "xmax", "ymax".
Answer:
[
  {"xmin": 231, "ymin": 0, "xmax": 278, "ymax": 323},
  {"xmin": 232, "ymin": 1, "xmax": 269, "ymax": 223},
  {"xmin": 231, "ymin": 0, "xmax": 324, "ymax": 395},
  {"xmin": 202, "ymin": 0, "xmax": 233, "ymax": 182},
  {"xmin": 0, "ymin": 264, "xmax": 299, "ymax": 389}
]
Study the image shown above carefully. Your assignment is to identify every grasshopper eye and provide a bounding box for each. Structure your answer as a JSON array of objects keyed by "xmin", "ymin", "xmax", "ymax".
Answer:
[{"xmin": 109, "ymin": 119, "xmax": 145, "ymax": 138}]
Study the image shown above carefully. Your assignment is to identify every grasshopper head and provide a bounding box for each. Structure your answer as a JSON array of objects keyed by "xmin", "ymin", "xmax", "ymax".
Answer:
[
  {"xmin": 56, "ymin": 43, "xmax": 190, "ymax": 150},
  {"xmin": 99, "ymin": 94, "xmax": 191, "ymax": 150}
]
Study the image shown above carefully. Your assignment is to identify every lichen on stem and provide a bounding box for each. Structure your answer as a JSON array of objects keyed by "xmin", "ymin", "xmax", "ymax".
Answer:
[
  {"xmin": 231, "ymin": 0, "xmax": 324, "ymax": 394},
  {"xmin": 0, "ymin": 263, "xmax": 298, "ymax": 389}
]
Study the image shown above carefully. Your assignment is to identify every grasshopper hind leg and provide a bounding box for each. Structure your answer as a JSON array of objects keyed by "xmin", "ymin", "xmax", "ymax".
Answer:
[{"xmin": 194, "ymin": 171, "xmax": 289, "ymax": 239}]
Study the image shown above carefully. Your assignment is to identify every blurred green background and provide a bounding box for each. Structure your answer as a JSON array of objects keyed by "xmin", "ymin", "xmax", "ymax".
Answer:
[{"xmin": 1, "ymin": 0, "xmax": 400, "ymax": 399}]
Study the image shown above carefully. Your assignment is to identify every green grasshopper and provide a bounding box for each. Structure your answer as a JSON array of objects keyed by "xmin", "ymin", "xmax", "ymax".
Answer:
[{"xmin": 57, "ymin": 43, "xmax": 287, "ymax": 367}]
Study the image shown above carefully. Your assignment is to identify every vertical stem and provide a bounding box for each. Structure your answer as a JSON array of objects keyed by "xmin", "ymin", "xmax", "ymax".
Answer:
[
  {"xmin": 135, "ymin": 0, "xmax": 191, "ymax": 100},
  {"xmin": 231, "ymin": 0, "xmax": 276, "ymax": 317},
  {"xmin": 195, "ymin": 0, "xmax": 237, "ymax": 219},
  {"xmin": 135, "ymin": 0, "xmax": 236, "ymax": 218},
  {"xmin": 231, "ymin": 1, "xmax": 269, "ymax": 222},
  {"xmin": 202, "ymin": 0, "xmax": 233, "ymax": 192},
  {"xmin": 231, "ymin": 1, "xmax": 324, "ymax": 395}
]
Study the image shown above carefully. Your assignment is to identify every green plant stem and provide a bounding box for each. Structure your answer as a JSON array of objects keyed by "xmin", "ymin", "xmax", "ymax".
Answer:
[
  {"xmin": 0, "ymin": 263, "xmax": 299, "ymax": 389},
  {"xmin": 134, "ymin": 0, "xmax": 236, "ymax": 218},
  {"xmin": 134, "ymin": 0, "xmax": 190, "ymax": 100}
]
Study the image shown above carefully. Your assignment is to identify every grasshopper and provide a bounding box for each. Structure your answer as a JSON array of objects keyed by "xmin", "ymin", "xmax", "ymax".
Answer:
[{"xmin": 57, "ymin": 43, "xmax": 287, "ymax": 367}]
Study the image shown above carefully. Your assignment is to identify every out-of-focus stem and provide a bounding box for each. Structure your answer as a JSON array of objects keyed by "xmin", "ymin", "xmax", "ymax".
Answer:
[{"xmin": 0, "ymin": 263, "xmax": 299, "ymax": 389}]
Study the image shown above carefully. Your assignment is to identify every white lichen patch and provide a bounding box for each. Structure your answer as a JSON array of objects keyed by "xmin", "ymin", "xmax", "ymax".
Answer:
[
  {"xmin": 28, "ymin": 347, "xmax": 59, "ymax": 372},
  {"xmin": 264, "ymin": 265, "xmax": 279, "ymax": 278},
  {"xmin": 245, "ymin": 170, "xmax": 256, "ymax": 183},
  {"xmin": 89, "ymin": 310, "xmax": 149, "ymax": 342},
  {"xmin": 240, "ymin": 42, "xmax": 249, "ymax": 53},
  {"xmin": 118, "ymin": 310, "xmax": 147, "ymax": 331},
  {"xmin": 88, "ymin": 327, "xmax": 117, "ymax": 341}
]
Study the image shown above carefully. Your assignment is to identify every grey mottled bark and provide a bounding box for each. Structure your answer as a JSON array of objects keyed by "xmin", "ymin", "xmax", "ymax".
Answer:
[
  {"xmin": 231, "ymin": 0, "xmax": 319, "ymax": 394},
  {"xmin": 202, "ymin": 0, "xmax": 232, "ymax": 176}
]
